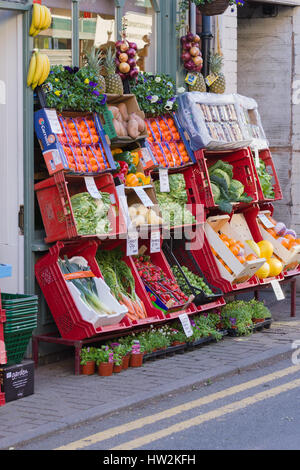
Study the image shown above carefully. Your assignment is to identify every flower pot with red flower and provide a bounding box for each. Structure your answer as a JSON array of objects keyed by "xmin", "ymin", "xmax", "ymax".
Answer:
[
  {"xmin": 96, "ymin": 346, "xmax": 114, "ymax": 377},
  {"xmin": 130, "ymin": 340, "xmax": 144, "ymax": 367},
  {"xmin": 80, "ymin": 347, "xmax": 97, "ymax": 375}
]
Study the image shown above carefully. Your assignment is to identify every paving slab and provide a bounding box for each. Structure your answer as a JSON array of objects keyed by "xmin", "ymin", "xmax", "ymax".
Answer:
[{"xmin": 0, "ymin": 291, "xmax": 299, "ymax": 450}]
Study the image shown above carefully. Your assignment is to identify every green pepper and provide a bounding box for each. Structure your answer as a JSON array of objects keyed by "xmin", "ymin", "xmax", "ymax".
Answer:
[
  {"xmin": 113, "ymin": 152, "xmax": 132, "ymax": 165},
  {"xmin": 128, "ymin": 163, "xmax": 137, "ymax": 174},
  {"xmin": 112, "ymin": 161, "xmax": 121, "ymax": 173}
]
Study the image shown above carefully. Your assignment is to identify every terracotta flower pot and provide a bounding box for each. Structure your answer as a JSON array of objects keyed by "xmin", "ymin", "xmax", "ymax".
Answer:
[
  {"xmin": 130, "ymin": 353, "xmax": 144, "ymax": 367},
  {"xmin": 252, "ymin": 318, "xmax": 265, "ymax": 324},
  {"xmin": 81, "ymin": 360, "xmax": 95, "ymax": 376},
  {"xmin": 98, "ymin": 362, "xmax": 113, "ymax": 377},
  {"xmin": 172, "ymin": 341, "xmax": 185, "ymax": 346},
  {"xmin": 122, "ymin": 354, "xmax": 130, "ymax": 370},
  {"xmin": 113, "ymin": 364, "xmax": 123, "ymax": 373}
]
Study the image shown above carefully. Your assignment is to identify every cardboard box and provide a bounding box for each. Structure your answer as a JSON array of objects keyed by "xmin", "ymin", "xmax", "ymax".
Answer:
[
  {"xmin": 0, "ymin": 360, "xmax": 34, "ymax": 403},
  {"xmin": 34, "ymin": 108, "xmax": 116, "ymax": 176},
  {"xmin": 107, "ymin": 94, "xmax": 148, "ymax": 143}
]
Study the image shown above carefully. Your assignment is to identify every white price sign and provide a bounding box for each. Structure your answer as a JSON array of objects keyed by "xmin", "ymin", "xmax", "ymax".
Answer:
[
  {"xmin": 150, "ymin": 231, "xmax": 161, "ymax": 253},
  {"xmin": 179, "ymin": 313, "xmax": 193, "ymax": 338},
  {"xmin": 271, "ymin": 279, "xmax": 285, "ymax": 301},
  {"xmin": 254, "ymin": 148, "xmax": 260, "ymax": 168},
  {"xmin": 133, "ymin": 187, "xmax": 154, "ymax": 207},
  {"xmin": 84, "ymin": 177, "xmax": 102, "ymax": 199},
  {"xmin": 127, "ymin": 231, "xmax": 139, "ymax": 256},
  {"xmin": 45, "ymin": 109, "xmax": 63, "ymax": 134},
  {"xmin": 159, "ymin": 168, "xmax": 170, "ymax": 193},
  {"xmin": 258, "ymin": 213, "xmax": 275, "ymax": 229}
]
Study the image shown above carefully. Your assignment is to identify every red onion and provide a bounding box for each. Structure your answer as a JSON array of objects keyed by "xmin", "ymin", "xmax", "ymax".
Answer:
[
  {"xmin": 184, "ymin": 60, "xmax": 195, "ymax": 71},
  {"xmin": 181, "ymin": 51, "xmax": 191, "ymax": 62},
  {"xmin": 130, "ymin": 68, "xmax": 139, "ymax": 78},
  {"xmin": 180, "ymin": 35, "xmax": 188, "ymax": 45},
  {"xmin": 128, "ymin": 58, "xmax": 136, "ymax": 68},
  {"xmin": 127, "ymin": 48, "xmax": 136, "ymax": 58},
  {"xmin": 115, "ymin": 40, "xmax": 123, "ymax": 48},
  {"xmin": 118, "ymin": 72, "xmax": 128, "ymax": 80},
  {"xmin": 129, "ymin": 42, "xmax": 137, "ymax": 50},
  {"xmin": 186, "ymin": 32, "xmax": 194, "ymax": 42},
  {"xmin": 183, "ymin": 42, "xmax": 192, "ymax": 51}
]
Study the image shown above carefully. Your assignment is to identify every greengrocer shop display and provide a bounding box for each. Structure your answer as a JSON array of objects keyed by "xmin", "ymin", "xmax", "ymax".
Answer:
[{"xmin": 30, "ymin": 39, "xmax": 300, "ymax": 365}]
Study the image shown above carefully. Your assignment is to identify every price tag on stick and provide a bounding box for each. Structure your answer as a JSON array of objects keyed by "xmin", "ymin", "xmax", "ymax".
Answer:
[
  {"xmin": 127, "ymin": 231, "xmax": 139, "ymax": 256},
  {"xmin": 159, "ymin": 168, "xmax": 170, "ymax": 193},
  {"xmin": 271, "ymin": 279, "xmax": 285, "ymax": 301},
  {"xmin": 179, "ymin": 313, "xmax": 193, "ymax": 338},
  {"xmin": 84, "ymin": 176, "xmax": 102, "ymax": 199},
  {"xmin": 150, "ymin": 231, "xmax": 161, "ymax": 253},
  {"xmin": 133, "ymin": 187, "xmax": 154, "ymax": 207}
]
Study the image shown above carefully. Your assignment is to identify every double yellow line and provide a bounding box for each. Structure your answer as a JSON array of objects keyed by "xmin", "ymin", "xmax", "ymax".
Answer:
[{"xmin": 56, "ymin": 364, "xmax": 300, "ymax": 451}]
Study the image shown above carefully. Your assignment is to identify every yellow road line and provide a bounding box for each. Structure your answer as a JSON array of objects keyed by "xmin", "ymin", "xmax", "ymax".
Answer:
[
  {"xmin": 56, "ymin": 364, "xmax": 300, "ymax": 450},
  {"xmin": 111, "ymin": 377, "xmax": 300, "ymax": 450}
]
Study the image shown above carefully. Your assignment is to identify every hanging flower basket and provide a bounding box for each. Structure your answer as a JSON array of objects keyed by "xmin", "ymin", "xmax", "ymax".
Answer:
[{"xmin": 197, "ymin": 0, "xmax": 230, "ymax": 16}]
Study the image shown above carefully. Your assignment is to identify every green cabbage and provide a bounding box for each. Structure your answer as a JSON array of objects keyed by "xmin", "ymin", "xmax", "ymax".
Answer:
[
  {"xmin": 229, "ymin": 179, "xmax": 245, "ymax": 199},
  {"xmin": 70, "ymin": 192, "xmax": 112, "ymax": 235}
]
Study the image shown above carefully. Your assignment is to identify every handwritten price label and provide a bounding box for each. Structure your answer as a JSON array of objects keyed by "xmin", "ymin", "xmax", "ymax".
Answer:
[
  {"xmin": 271, "ymin": 280, "xmax": 285, "ymax": 301},
  {"xmin": 179, "ymin": 313, "xmax": 193, "ymax": 338},
  {"xmin": 134, "ymin": 187, "xmax": 154, "ymax": 207},
  {"xmin": 84, "ymin": 177, "xmax": 102, "ymax": 199},
  {"xmin": 258, "ymin": 213, "xmax": 275, "ymax": 229},
  {"xmin": 150, "ymin": 231, "xmax": 161, "ymax": 253},
  {"xmin": 159, "ymin": 168, "xmax": 170, "ymax": 193},
  {"xmin": 126, "ymin": 231, "xmax": 139, "ymax": 256}
]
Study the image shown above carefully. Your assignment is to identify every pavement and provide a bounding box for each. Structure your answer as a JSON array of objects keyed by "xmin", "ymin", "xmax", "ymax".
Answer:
[{"xmin": 0, "ymin": 286, "xmax": 300, "ymax": 450}]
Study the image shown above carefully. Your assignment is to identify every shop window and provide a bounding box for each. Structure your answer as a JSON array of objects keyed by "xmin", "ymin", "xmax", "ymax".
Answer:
[
  {"xmin": 33, "ymin": 1, "xmax": 73, "ymax": 66},
  {"xmin": 123, "ymin": 0, "xmax": 156, "ymax": 73},
  {"xmin": 79, "ymin": 0, "xmax": 115, "ymax": 66}
]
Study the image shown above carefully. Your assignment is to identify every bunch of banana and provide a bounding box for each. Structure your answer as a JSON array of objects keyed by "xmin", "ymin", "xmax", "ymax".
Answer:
[
  {"xmin": 29, "ymin": 3, "xmax": 52, "ymax": 37},
  {"xmin": 27, "ymin": 50, "xmax": 50, "ymax": 90}
]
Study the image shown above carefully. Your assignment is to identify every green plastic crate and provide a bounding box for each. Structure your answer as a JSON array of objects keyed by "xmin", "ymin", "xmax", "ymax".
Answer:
[{"xmin": 4, "ymin": 328, "xmax": 35, "ymax": 366}]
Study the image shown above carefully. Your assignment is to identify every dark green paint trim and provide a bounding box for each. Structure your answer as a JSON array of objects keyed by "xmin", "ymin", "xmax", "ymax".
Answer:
[{"xmin": 0, "ymin": 1, "xmax": 31, "ymax": 11}]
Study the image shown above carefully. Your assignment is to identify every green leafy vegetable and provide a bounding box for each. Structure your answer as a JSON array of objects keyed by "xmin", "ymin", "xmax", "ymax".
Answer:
[
  {"xmin": 70, "ymin": 192, "xmax": 112, "ymax": 235},
  {"xmin": 154, "ymin": 174, "xmax": 196, "ymax": 226},
  {"xmin": 256, "ymin": 158, "xmax": 275, "ymax": 199}
]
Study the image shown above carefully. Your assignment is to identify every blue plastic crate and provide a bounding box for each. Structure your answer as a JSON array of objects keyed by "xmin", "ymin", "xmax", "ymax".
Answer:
[{"xmin": 0, "ymin": 264, "xmax": 12, "ymax": 279}]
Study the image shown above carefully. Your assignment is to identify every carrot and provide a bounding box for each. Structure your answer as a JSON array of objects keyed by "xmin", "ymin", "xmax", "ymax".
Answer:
[
  {"xmin": 137, "ymin": 297, "xmax": 148, "ymax": 318},
  {"xmin": 125, "ymin": 312, "xmax": 137, "ymax": 322},
  {"xmin": 132, "ymin": 301, "xmax": 145, "ymax": 319}
]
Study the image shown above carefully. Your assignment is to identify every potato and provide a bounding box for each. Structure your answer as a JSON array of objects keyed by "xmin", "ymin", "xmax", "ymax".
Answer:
[
  {"xmin": 127, "ymin": 117, "xmax": 139, "ymax": 139},
  {"xmin": 117, "ymin": 103, "xmax": 129, "ymax": 121},
  {"xmin": 133, "ymin": 215, "xmax": 146, "ymax": 227},
  {"xmin": 108, "ymin": 106, "xmax": 121, "ymax": 120},
  {"xmin": 130, "ymin": 113, "xmax": 146, "ymax": 133},
  {"xmin": 128, "ymin": 206, "xmax": 137, "ymax": 219}
]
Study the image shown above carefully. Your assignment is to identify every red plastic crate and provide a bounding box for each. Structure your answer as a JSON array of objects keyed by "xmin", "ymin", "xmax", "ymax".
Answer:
[
  {"xmin": 162, "ymin": 237, "xmax": 226, "ymax": 313},
  {"xmin": 35, "ymin": 171, "xmax": 127, "ymax": 244},
  {"xmin": 243, "ymin": 205, "xmax": 285, "ymax": 284},
  {"xmin": 150, "ymin": 164, "xmax": 205, "ymax": 226},
  {"xmin": 35, "ymin": 240, "xmax": 132, "ymax": 340},
  {"xmin": 181, "ymin": 224, "xmax": 259, "ymax": 294},
  {"xmin": 194, "ymin": 148, "xmax": 259, "ymax": 212},
  {"xmin": 250, "ymin": 148, "xmax": 283, "ymax": 202}
]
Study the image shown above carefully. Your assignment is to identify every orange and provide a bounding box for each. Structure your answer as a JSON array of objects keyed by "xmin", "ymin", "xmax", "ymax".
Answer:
[
  {"xmin": 246, "ymin": 254, "xmax": 257, "ymax": 261},
  {"xmin": 230, "ymin": 245, "xmax": 239, "ymax": 256},
  {"xmin": 237, "ymin": 255, "xmax": 246, "ymax": 264},
  {"xmin": 285, "ymin": 234, "xmax": 294, "ymax": 241}
]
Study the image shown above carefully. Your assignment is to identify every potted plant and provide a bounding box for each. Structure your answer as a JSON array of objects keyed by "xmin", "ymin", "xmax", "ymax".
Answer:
[
  {"xmin": 170, "ymin": 328, "xmax": 187, "ymax": 346},
  {"xmin": 95, "ymin": 346, "xmax": 114, "ymax": 376},
  {"xmin": 221, "ymin": 301, "xmax": 253, "ymax": 336},
  {"xmin": 80, "ymin": 347, "xmax": 96, "ymax": 375},
  {"xmin": 249, "ymin": 300, "xmax": 272, "ymax": 324},
  {"xmin": 113, "ymin": 350, "xmax": 123, "ymax": 373},
  {"xmin": 130, "ymin": 340, "xmax": 144, "ymax": 367}
]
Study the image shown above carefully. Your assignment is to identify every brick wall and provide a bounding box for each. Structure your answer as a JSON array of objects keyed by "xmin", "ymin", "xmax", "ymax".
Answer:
[{"xmin": 237, "ymin": 4, "xmax": 295, "ymax": 227}]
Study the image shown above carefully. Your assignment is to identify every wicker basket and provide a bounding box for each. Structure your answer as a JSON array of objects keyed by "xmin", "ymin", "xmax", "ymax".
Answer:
[{"xmin": 197, "ymin": 0, "xmax": 230, "ymax": 16}]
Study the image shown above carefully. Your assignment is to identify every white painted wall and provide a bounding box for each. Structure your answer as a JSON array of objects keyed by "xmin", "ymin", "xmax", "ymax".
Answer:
[{"xmin": 0, "ymin": 10, "xmax": 24, "ymax": 293}]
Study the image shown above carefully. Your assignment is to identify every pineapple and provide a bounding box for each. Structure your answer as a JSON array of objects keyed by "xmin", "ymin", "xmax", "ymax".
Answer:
[
  {"xmin": 189, "ymin": 72, "xmax": 207, "ymax": 92},
  {"xmin": 86, "ymin": 46, "xmax": 106, "ymax": 93},
  {"xmin": 104, "ymin": 46, "xmax": 124, "ymax": 95},
  {"xmin": 209, "ymin": 53, "xmax": 226, "ymax": 94}
]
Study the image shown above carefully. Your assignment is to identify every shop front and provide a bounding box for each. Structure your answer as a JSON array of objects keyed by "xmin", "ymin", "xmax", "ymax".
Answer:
[{"xmin": 0, "ymin": 0, "xmax": 299, "ymax": 392}]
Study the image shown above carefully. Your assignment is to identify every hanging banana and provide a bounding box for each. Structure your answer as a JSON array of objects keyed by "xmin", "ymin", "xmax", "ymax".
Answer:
[
  {"xmin": 27, "ymin": 50, "xmax": 51, "ymax": 90},
  {"xmin": 29, "ymin": 4, "xmax": 52, "ymax": 37}
]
